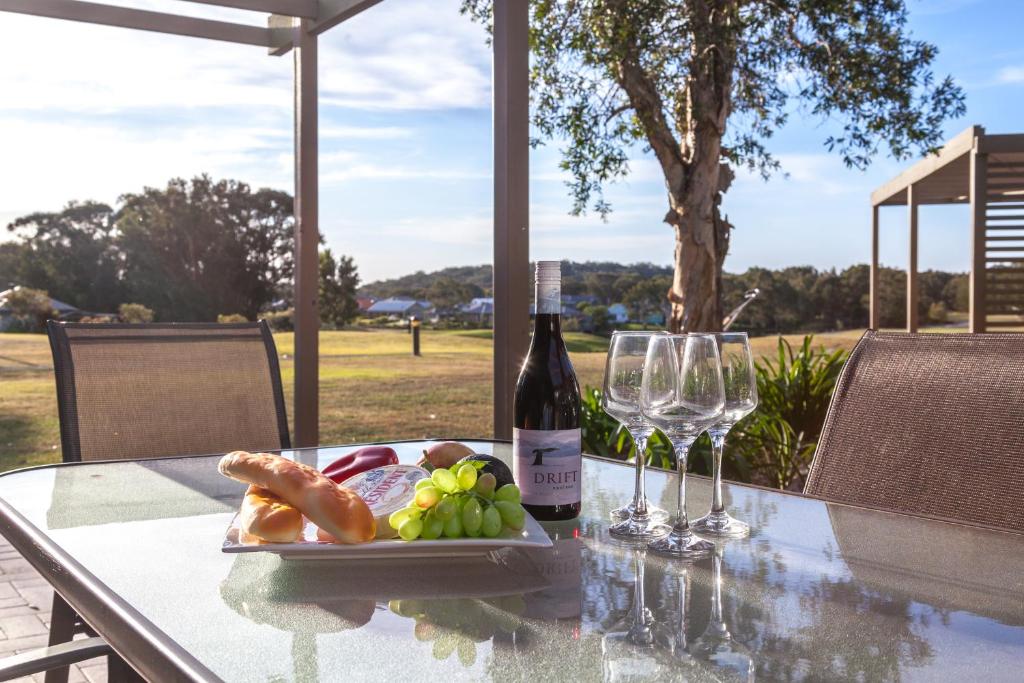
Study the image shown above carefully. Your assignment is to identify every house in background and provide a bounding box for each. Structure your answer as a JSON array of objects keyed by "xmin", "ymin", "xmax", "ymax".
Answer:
[
  {"xmin": 458, "ymin": 297, "xmax": 494, "ymax": 325},
  {"xmin": 356, "ymin": 297, "xmax": 377, "ymax": 313},
  {"xmin": 0, "ymin": 287, "xmax": 82, "ymax": 331},
  {"xmin": 366, "ymin": 297, "xmax": 434, "ymax": 319},
  {"xmin": 608, "ymin": 303, "xmax": 629, "ymax": 324}
]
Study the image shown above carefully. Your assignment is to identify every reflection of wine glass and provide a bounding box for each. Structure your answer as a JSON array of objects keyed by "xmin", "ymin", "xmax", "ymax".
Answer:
[
  {"xmin": 690, "ymin": 546, "xmax": 756, "ymax": 682},
  {"xmin": 693, "ymin": 333, "xmax": 758, "ymax": 537},
  {"xmin": 641, "ymin": 334, "xmax": 725, "ymax": 559},
  {"xmin": 601, "ymin": 548, "xmax": 659, "ymax": 681},
  {"xmin": 602, "ymin": 332, "xmax": 669, "ymax": 537}
]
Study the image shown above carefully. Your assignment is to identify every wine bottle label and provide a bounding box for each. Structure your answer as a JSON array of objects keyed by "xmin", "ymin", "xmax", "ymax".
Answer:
[
  {"xmin": 513, "ymin": 428, "xmax": 582, "ymax": 505},
  {"xmin": 536, "ymin": 281, "xmax": 561, "ymax": 314}
]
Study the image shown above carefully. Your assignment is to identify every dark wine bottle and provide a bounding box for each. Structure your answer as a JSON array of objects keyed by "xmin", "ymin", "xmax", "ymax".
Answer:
[{"xmin": 513, "ymin": 260, "xmax": 582, "ymax": 521}]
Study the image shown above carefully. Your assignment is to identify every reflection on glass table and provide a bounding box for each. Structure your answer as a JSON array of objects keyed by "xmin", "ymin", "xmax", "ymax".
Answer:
[
  {"xmin": 690, "ymin": 545, "xmax": 755, "ymax": 682},
  {"xmin": 601, "ymin": 548, "xmax": 659, "ymax": 682}
]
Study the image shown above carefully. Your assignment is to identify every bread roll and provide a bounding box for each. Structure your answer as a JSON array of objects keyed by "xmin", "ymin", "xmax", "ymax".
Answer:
[
  {"xmin": 240, "ymin": 485, "xmax": 303, "ymax": 543},
  {"xmin": 219, "ymin": 451, "xmax": 375, "ymax": 544}
]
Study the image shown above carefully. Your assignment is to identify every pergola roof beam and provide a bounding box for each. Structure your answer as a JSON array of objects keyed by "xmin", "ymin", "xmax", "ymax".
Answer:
[
  {"xmin": 267, "ymin": 1, "xmax": 382, "ymax": 56},
  {"xmin": 870, "ymin": 125, "xmax": 981, "ymax": 207},
  {"xmin": 0, "ymin": 0, "xmax": 270, "ymax": 47},
  {"xmin": 311, "ymin": 0, "xmax": 382, "ymax": 35},
  {"xmin": 178, "ymin": 0, "xmax": 319, "ymax": 19}
]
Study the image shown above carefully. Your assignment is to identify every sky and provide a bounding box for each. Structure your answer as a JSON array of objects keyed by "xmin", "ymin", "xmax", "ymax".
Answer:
[{"xmin": 1, "ymin": 0, "xmax": 1022, "ymax": 284}]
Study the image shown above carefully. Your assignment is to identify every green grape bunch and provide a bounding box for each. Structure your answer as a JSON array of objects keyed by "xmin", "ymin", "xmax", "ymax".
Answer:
[{"xmin": 389, "ymin": 461, "xmax": 527, "ymax": 541}]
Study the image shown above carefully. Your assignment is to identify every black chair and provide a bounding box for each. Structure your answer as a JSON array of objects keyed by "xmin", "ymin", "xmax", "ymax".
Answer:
[{"xmin": 3, "ymin": 321, "xmax": 291, "ymax": 682}]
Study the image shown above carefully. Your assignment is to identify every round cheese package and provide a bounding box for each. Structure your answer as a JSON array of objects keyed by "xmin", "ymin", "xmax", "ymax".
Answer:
[{"xmin": 340, "ymin": 465, "xmax": 429, "ymax": 539}]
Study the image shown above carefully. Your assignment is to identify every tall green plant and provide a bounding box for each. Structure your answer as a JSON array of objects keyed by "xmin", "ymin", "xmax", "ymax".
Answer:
[{"xmin": 730, "ymin": 337, "xmax": 848, "ymax": 490}]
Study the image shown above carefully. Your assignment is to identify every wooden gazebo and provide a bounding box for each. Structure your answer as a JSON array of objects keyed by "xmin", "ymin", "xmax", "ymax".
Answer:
[{"xmin": 870, "ymin": 126, "xmax": 1024, "ymax": 332}]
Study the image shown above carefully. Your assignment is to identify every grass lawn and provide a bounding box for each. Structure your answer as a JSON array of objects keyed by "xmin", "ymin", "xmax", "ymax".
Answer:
[{"xmin": 0, "ymin": 326, "xmax": 904, "ymax": 473}]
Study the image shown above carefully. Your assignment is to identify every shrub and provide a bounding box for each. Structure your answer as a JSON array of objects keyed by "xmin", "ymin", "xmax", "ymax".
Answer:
[
  {"xmin": 118, "ymin": 303, "xmax": 154, "ymax": 323},
  {"xmin": 79, "ymin": 315, "xmax": 117, "ymax": 323},
  {"xmin": 729, "ymin": 336, "xmax": 848, "ymax": 490},
  {"xmin": 927, "ymin": 301, "xmax": 948, "ymax": 324},
  {"xmin": 2, "ymin": 288, "xmax": 54, "ymax": 332},
  {"xmin": 580, "ymin": 335, "xmax": 849, "ymax": 490},
  {"xmin": 217, "ymin": 313, "xmax": 248, "ymax": 323},
  {"xmin": 263, "ymin": 309, "xmax": 294, "ymax": 331}
]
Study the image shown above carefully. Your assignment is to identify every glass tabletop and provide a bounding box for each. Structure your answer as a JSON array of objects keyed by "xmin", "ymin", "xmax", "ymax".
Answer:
[{"xmin": 0, "ymin": 441, "xmax": 1021, "ymax": 682}]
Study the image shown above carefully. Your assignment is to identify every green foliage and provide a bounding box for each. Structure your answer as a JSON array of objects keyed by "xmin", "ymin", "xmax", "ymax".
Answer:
[
  {"xmin": 263, "ymin": 309, "xmax": 294, "ymax": 332},
  {"xmin": 578, "ymin": 304, "xmax": 612, "ymax": 335},
  {"xmin": 730, "ymin": 337, "xmax": 849, "ymax": 490},
  {"xmin": 461, "ymin": 0, "xmax": 964, "ymax": 216},
  {"xmin": 1, "ymin": 288, "xmax": 54, "ymax": 332},
  {"xmin": 118, "ymin": 303, "xmax": 154, "ymax": 324},
  {"xmin": 217, "ymin": 313, "xmax": 248, "ymax": 323},
  {"xmin": 117, "ymin": 176, "xmax": 294, "ymax": 322},
  {"xmin": 427, "ymin": 276, "xmax": 484, "ymax": 312},
  {"xmin": 319, "ymin": 250, "xmax": 360, "ymax": 328},
  {"xmin": 4, "ymin": 202, "xmax": 123, "ymax": 313},
  {"xmin": 581, "ymin": 335, "xmax": 849, "ymax": 490}
]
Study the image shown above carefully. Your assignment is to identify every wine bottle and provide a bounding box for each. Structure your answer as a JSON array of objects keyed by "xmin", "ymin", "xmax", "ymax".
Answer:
[{"xmin": 513, "ymin": 260, "xmax": 582, "ymax": 521}]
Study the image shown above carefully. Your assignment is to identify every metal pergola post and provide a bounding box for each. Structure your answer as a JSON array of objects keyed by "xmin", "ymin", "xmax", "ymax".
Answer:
[
  {"xmin": 1, "ymin": 0, "xmax": 532, "ymax": 443},
  {"xmin": 870, "ymin": 205, "xmax": 880, "ymax": 329},
  {"xmin": 492, "ymin": 0, "xmax": 530, "ymax": 439},
  {"xmin": 292, "ymin": 17, "xmax": 319, "ymax": 447},
  {"xmin": 907, "ymin": 183, "xmax": 919, "ymax": 333}
]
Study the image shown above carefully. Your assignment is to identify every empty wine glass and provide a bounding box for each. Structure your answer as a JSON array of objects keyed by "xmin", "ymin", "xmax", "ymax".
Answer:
[
  {"xmin": 603, "ymin": 332, "xmax": 669, "ymax": 537},
  {"xmin": 692, "ymin": 333, "xmax": 758, "ymax": 537},
  {"xmin": 641, "ymin": 334, "xmax": 725, "ymax": 559}
]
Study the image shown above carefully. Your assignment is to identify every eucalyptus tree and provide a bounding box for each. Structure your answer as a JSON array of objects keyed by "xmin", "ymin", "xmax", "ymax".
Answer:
[{"xmin": 461, "ymin": 0, "xmax": 965, "ymax": 330}]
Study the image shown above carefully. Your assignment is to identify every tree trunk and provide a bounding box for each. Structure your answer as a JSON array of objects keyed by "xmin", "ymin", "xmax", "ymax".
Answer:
[{"xmin": 666, "ymin": 0, "xmax": 737, "ymax": 333}]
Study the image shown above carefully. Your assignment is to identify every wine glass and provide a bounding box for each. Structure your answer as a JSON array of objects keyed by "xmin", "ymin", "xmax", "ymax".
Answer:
[
  {"xmin": 602, "ymin": 332, "xmax": 669, "ymax": 537},
  {"xmin": 692, "ymin": 333, "xmax": 758, "ymax": 537},
  {"xmin": 641, "ymin": 334, "xmax": 725, "ymax": 559},
  {"xmin": 690, "ymin": 546, "xmax": 756, "ymax": 682}
]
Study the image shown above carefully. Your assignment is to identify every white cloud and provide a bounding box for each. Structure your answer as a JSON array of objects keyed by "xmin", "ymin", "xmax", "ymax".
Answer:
[
  {"xmin": 996, "ymin": 66, "xmax": 1024, "ymax": 84},
  {"xmin": 320, "ymin": 126, "xmax": 413, "ymax": 140},
  {"xmin": 0, "ymin": 118, "xmax": 292, "ymax": 214},
  {"xmin": 0, "ymin": 1, "xmax": 489, "ymax": 114}
]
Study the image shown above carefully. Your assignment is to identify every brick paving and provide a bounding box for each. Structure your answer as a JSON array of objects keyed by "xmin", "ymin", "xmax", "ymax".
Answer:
[{"xmin": 0, "ymin": 538, "xmax": 107, "ymax": 683}]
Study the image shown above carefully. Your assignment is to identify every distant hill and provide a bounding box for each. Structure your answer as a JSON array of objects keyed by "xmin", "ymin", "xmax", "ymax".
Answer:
[{"xmin": 358, "ymin": 261, "xmax": 673, "ymax": 299}]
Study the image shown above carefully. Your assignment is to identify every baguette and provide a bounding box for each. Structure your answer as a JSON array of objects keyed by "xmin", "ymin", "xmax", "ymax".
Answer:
[
  {"xmin": 240, "ymin": 485, "xmax": 304, "ymax": 543},
  {"xmin": 219, "ymin": 451, "xmax": 375, "ymax": 544}
]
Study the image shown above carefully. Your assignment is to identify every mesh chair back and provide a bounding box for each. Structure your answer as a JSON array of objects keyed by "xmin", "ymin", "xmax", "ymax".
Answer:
[
  {"xmin": 805, "ymin": 331, "xmax": 1024, "ymax": 533},
  {"xmin": 48, "ymin": 321, "xmax": 290, "ymax": 462}
]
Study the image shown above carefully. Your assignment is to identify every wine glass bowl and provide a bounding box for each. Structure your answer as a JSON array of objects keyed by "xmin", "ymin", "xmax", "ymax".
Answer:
[
  {"xmin": 692, "ymin": 333, "xmax": 758, "ymax": 538},
  {"xmin": 602, "ymin": 332, "xmax": 669, "ymax": 537},
  {"xmin": 641, "ymin": 335, "xmax": 725, "ymax": 558}
]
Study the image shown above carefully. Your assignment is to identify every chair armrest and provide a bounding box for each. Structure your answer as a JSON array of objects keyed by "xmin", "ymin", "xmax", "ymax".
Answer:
[{"xmin": 0, "ymin": 636, "xmax": 111, "ymax": 680}]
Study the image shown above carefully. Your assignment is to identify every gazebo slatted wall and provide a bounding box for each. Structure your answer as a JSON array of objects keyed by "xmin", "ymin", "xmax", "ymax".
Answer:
[{"xmin": 870, "ymin": 126, "xmax": 1024, "ymax": 333}]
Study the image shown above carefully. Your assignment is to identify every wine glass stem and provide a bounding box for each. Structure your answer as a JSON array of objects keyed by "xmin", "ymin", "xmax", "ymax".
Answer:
[
  {"xmin": 710, "ymin": 548, "xmax": 723, "ymax": 624},
  {"xmin": 631, "ymin": 433, "xmax": 649, "ymax": 517},
  {"xmin": 709, "ymin": 427, "xmax": 730, "ymax": 515},
  {"xmin": 671, "ymin": 438, "xmax": 696, "ymax": 532},
  {"xmin": 632, "ymin": 548, "xmax": 646, "ymax": 623}
]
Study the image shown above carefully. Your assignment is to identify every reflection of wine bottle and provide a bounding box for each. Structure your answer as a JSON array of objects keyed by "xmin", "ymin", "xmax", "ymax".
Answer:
[
  {"xmin": 522, "ymin": 520, "xmax": 583, "ymax": 622},
  {"xmin": 513, "ymin": 260, "xmax": 582, "ymax": 521}
]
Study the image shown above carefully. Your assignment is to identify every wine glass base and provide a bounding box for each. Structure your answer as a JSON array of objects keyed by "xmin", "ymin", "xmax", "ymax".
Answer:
[
  {"xmin": 647, "ymin": 528, "xmax": 715, "ymax": 559},
  {"xmin": 691, "ymin": 510, "xmax": 750, "ymax": 538},
  {"xmin": 609, "ymin": 514, "xmax": 670, "ymax": 539},
  {"xmin": 611, "ymin": 501, "xmax": 670, "ymax": 524}
]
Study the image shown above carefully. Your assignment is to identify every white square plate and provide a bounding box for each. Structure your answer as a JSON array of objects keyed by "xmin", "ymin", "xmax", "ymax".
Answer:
[{"xmin": 222, "ymin": 510, "xmax": 553, "ymax": 560}]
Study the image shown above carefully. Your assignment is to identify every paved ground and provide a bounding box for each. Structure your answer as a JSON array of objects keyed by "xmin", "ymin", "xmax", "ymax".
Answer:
[{"xmin": 0, "ymin": 538, "xmax": 107, "ymax": 683}]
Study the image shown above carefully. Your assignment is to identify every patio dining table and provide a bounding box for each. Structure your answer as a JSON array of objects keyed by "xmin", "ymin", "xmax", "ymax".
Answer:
[{"xmin": 0, "ymin": 440, "xmax": 1021, "ymax": 681}]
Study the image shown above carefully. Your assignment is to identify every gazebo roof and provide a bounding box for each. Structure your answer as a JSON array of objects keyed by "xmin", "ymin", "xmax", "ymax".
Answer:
[{"xmin": 872, "ymin": 125, "xmax": 1024, "ymax": 206}]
